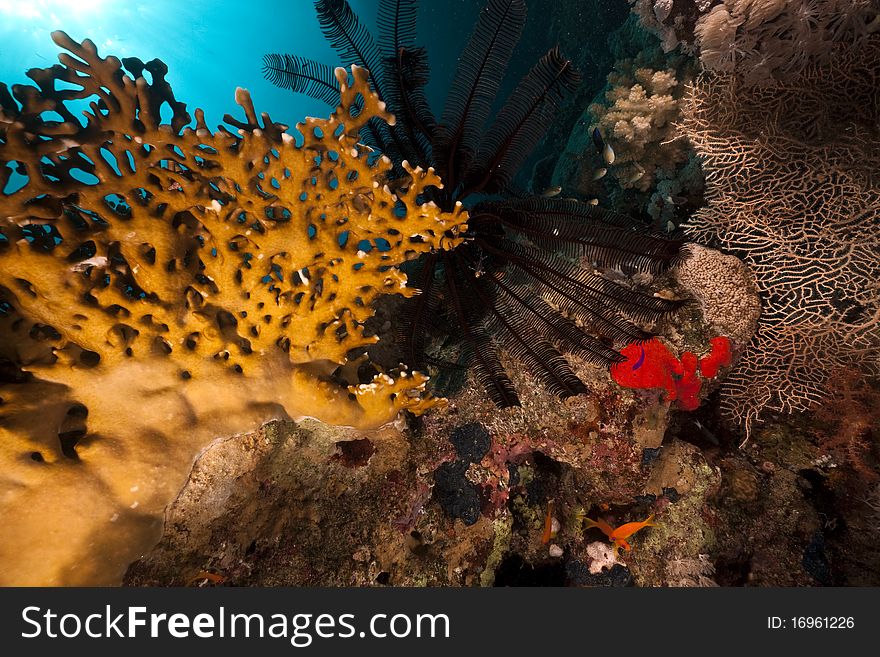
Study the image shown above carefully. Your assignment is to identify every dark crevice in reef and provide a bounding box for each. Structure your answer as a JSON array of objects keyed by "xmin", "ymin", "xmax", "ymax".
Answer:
[
  {"xmin": 713, "ymin": 555, "xmax": 751, "ymax": 587},
  {"xmin": 668, "ymin": 389, "xmax": 743, "ymax": 455},
  {"xmin": 797, "ymin": 468, "xmax": 846, "ymax": 586},
  {"xmin": 566, "ymin": 561, "xmax": 634, "ymax": 587},
  {"xmin": 0, "ymin": 357, "xmax": 30, "ymax": 384},
  {"xmin": 797, "ymin": 468, "xmax": 846, "ymax": 539},
  {"xmin": 331, "ymin": 438, "xmax": 376, "ymax": 468},
  {"xmin": 524, "ymin": 451, "xmax": 562, "ymax": 504},
  {"xmin": 57, "ymin": 403, "xmax": 89, "ymax": 460},
  {"xmin": 494, "ymin": 554, "xmax": 567, "ymax": 586}
]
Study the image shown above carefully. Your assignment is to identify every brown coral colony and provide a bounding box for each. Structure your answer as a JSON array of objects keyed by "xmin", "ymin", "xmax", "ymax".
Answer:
[
  {"xmin": 0, "ymin": 31, "xmax": 465, "ymax": 408},
  {"xmin": 0, "ymin": 30, "xmax": 469, "ymax": 585}
]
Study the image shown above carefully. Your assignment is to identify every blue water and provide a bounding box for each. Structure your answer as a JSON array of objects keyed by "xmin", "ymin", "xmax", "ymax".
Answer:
[
  {"xmin": 0, "ymin": 0, "xmax": 566, "ymax": 134},
  {"xmin": 0, "ymin": 0, "xmax": 382, "ymax": 128}
]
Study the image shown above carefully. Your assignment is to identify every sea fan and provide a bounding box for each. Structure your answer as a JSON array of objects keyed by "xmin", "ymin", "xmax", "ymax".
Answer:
[{"xmin": 262, "ymin": 0, "xmax": 686, "ymax": 406}]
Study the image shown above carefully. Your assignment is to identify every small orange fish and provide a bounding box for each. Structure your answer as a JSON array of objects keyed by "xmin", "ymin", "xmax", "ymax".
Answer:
[
  {"xmin": 186, "ymin": 570, "xmax": 226, "ymax": 587},
  {"xmin": 541, "ymin": 500, "xmax": 555, "ymax": 544},
  {"xmin": 581, "ymin": 514, "xmax": 656, "ymax": 552}
]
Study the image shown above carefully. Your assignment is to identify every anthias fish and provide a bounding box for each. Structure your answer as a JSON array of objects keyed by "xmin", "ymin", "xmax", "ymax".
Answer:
[{"xmin": 582, "ymin": 514, "xmax": 656, "ymax": 552}]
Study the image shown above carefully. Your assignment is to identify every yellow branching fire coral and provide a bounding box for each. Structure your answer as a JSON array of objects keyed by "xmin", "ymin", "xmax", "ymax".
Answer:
[
  {"xmin": 1, "ymin": 32, "xmax": 466, "ymax": 377},
  {"xmin": 0, "ymin": 32, "xmax": 466, "ymax": 584}
]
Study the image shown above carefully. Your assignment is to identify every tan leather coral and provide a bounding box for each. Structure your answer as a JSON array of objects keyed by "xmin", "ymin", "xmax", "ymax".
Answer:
[{"xmin": 0, "ymin": 32, "xmax": 466, "ymax": 584}]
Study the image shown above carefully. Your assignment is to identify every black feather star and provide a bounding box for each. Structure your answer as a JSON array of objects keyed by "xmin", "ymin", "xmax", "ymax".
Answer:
[
  {"xmin": 262, "ymin": 0, "xmax": 687, "ymax": 407},
  {"xmin": 260, "ymin": 54, "xmax": 341, "ymax": 106}
]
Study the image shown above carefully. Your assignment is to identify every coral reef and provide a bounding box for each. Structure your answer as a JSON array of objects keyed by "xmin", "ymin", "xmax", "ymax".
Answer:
[
  {"xmin": 552, "ymin": 15, "xmax": 700, "ymax": 230},
  {"xmin": 674, "ymin": 244, "xmax": 760, "ymax": 345},
  {"xmin": 119, "ymin": 378, "xmax": 667, "ymax": 586},
  {"xmin": 131, "ymin": 385, "xmax": 853, "ymax": 587},
  {"xmin": 0, "ymin": 33, "xmax": 467, "ymax": 584},
  {"xmin": 695, "ymin": 0, "xmax": 879, "ymax": 84},
  {"xmin": 588, "ymin": 64, "xmax": 688, "ymax": 193},
  {"xmin": 6, "ymin": 0, "xmax": 873, "ymax": 593},
  {"xmin": 611, "ymin": 336, "xmax": 732, "ymax": 411},
  {"xmin": 264, "ymin": 0, "xmax": 688, "ymax": 408},
  {"xmin": 629, "ymin": 439, "xmax": 721, "ymax": 585},
  {"xmin": 630, "ymin": 0, "xmax": 880, "ymax": 85},
  {"xmin": 125, "ymin": 250, "xmax": 872, "ymax": 588},
  {"xmin": 680, "ymin": 37, "xmax": 880, "ymax": 432}
]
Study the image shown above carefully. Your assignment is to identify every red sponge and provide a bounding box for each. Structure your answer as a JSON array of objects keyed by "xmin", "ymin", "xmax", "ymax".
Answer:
[
  {"xmin": 699, "ymin": 336, "xmax": 733, "ymax": 378},
  {"xmin": 611, "ymin": 337, "xmax": 732, "ymax": 411}
]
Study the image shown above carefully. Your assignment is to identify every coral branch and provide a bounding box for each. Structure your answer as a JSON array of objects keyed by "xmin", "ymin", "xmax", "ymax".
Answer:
[
  {"xmin": 680, "ymin": 37, "xmax": 880, "ymax": 431},
  {"xmin": 0, "ymin": 33, "xmax": 467, "ymax": 585}
]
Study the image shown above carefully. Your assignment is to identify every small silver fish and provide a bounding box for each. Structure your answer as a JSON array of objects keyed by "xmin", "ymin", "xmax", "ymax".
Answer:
[
  {"xmin": 592, "ymin": 167, "xmax": 607, "ymax": 181},
  {"xmin": 541, "ymin": 185, "xmax": 562, "ymax": 197},
  {"xmin": 623, "ymin": 168, "xmax": 644, "ymax": 184},
  {"xmin": 603, "ymin": 143, "xmax": 615, "ymax": 165},
  {"xmin": 588, "ymin": 198, "xmax": 599, "ymax": 206}
]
